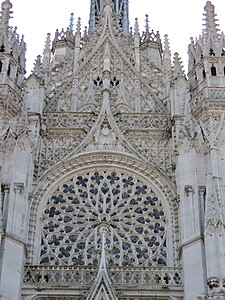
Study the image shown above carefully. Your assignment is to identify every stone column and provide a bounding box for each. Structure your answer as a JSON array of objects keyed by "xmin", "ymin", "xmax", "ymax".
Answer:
[{"xmin": 177, "ymin": 144, "xmax": 206, "ymax": 300}]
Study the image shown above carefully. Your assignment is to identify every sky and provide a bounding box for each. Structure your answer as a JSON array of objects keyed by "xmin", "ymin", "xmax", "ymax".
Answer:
[{"xmin": 8, "ymin": 0, "xmax": 225, "ymax": 76}]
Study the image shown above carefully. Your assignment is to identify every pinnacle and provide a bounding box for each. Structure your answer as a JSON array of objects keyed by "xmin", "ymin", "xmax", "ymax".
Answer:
[
  {"xmin": 1, "ymin": 0, "xmax": 12, "ymax": 11},
  {"xmin": 203, "ymin": 0, "xmax": 220, "ymax": 42}
]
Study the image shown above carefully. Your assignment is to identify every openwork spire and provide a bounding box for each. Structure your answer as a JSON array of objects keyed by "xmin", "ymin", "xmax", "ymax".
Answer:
[{"xmin": 89, "ymin": 0, "xmax": 129, "ymax": 35}]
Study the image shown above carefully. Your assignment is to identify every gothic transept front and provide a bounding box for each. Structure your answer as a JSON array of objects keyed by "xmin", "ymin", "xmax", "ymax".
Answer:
[{"xmin": 0, "ymin": 0, "xmax": 225, "ymax": 299}]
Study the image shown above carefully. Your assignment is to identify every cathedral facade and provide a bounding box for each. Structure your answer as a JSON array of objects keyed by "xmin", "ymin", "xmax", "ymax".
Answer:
[{"xmin": 0, "ymin": 0, "xmax": 225, "ymax": 299}]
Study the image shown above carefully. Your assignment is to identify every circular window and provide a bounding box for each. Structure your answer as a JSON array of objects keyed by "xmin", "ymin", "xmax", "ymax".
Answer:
[{"xmin": 40, "ymin": 170, "xmax": 167, "ymax": 267}]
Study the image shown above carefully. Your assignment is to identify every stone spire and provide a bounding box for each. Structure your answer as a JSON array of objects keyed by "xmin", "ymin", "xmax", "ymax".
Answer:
[
  {"xmin": 0, "ymin": 0, "xmax": 12, "ymax": 35},
  {"xmin": 42, "ymin": 33, "xmax": 51, "ymax": 69},
  {"xmin": 203, "ymin": 1, "xmax": 220, "ymax": 43},
  {"xmin": 173, "ymin": 52, "xmax": 185, "ymax": 80},
  {"xmin": 0, "ymin": 0, "xmax": 26, "ymax": 87},
  {"xmin": 69, "ymin": 12, "xmax": 74, "ymax": 32},
  {"xmin": 89, "ymin": 0, "xmax": 129, "ymax": 35}
]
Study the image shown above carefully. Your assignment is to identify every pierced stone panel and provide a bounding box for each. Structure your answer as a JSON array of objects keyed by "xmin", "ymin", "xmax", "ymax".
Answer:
[{"xmin": 40, "ymin": 170, "xmax": 167, "ymax": 267}]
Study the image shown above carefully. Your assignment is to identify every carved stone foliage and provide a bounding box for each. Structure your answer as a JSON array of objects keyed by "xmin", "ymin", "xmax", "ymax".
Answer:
[
  {"xmin": 205, "ymin": 175, "xmax": 224, "ymax": 234},
  {"xmin": 34, "ymin": 130, "xmax": 86, "ymax": 179},
  {"xmin": 40, "ymin": 169, "xmax": 167, "ymax": 267},
  {"xmin": 125, "ymin": 131, "xmax": 172, "ymax": 174},
  {"xmin": 200, "ymin": 111, "xmax": 225, "ymax": 147}
]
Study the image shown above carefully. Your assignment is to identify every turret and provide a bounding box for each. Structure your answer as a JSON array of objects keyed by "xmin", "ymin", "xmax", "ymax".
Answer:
[
  {"xmin": 188, "ymin": 1, "xmax": 225, "ymax": 91},
  {"xmin": 52, "ymin": 13, "xmax": 75, "ymax": 66},
  {"xmin": 140, "ymin": 14, "xmax": 162, "ymax": 68},
  {"xmin": 0, "ymin": 0, "xmax": 26, "ymax": 91}
]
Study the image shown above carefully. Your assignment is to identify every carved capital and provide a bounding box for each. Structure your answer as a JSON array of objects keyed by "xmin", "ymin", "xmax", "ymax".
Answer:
[
  {"xmin": 184, "ymin": 185, "xmax": 194, "ymax": 196},
  {"xmin": 207, "ymin": 277, "xmax": 220, "ymax": 290},
  {"xmin": 198, "ymin": 186, "xmax": 206, "ymax": 195},
  {"xmin": 1, "ymin": 183, "xmax": 10, "ymax": 193},
  {"xmin": 207, "ymin": 277, "xmax": 225, "ymax": 297},
  {"xmin": 13, "ymin": 182, "xmax": 25, "ymax": 194}
]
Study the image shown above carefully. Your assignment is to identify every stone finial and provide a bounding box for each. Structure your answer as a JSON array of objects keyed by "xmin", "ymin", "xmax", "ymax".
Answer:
[
  {"xmin": 134, "ymin": 18, "xmax": 139, "ymax": 35},
  {"xmin": 145, "ymin": 14, "xmax": 150, "ymax": 34},
  {"xmin": 76, "ymin": 17, "xmax": 81, "ymax": 35},
  {"xmin": 69, "ymin": 12, "xmax": 74, "ymax": 32}
]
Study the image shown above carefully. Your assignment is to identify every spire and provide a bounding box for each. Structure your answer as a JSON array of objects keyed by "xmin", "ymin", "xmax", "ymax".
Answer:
[
  {"xmin": 0, "ymin": 0, "xmax": 12, "ymax": 34},
  {"xmin": 162, "ymin": 34, "xmax": 172, "ymax": 86},
  {"xmin": 203, "ymin": 1, "xmax": 220, "ymax": 43},
  {"xmin": 89, "ymin": 0, "xmax": 129, "ymax": 35},
  {"xmin": 42, "ymin": 33, "xmax": 51, "ymax": 69},
  {"xmin": 69, "ymin": 12, "xmax": 74, "ymax": 32},
  {"xmin": 173, "ymin": 52, "xmax": 185, "ymax": 80},
  {"xmin": 142, "ymin": 14, "xmax": 151, "ymax": 43}
]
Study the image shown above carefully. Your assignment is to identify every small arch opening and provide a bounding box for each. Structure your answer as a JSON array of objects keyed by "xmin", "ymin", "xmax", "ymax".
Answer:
[
  {"xmin": 222, "ymin": 47, "xmax": 225, "ymax": 56},
  {"xmin": 7, "ymin": 64, "xmax": 11, "ymax": 77},
  {"xmin": 0, "ymin": 44, "xmax": 5, "ymax": 52},
  {"xmin": 224, "ymin": 66, "xmax": 225, "ymax": 76},
  {"xmin": 211, "ymin": 65, "xmax": 217, "ymax": 76},
  {"xmin": 209, "ymin": 49, "xmax": 215, "ymax": 56},
  {"xmin": 203, "ymin": 69, "xmax": 206, "ymax": 79}
]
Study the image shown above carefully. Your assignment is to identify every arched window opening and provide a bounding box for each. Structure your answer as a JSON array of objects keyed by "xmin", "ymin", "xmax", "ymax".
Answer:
[
  {"xmin": 222, "ymin": 47, "xmax": 225, "ymax": 56},
  {"xmin": 0, "ymin": 61, "xmax": 3, "ymax": 73},
  {"xmin": 0, "ymin": 44, "xmax": 5, "ymax": 52},
  {"xmin": 211, "ymin": 65, "xmax": 217, "ymax": 76},
  {"xmin": 224, "ymin": 66, "xmax": 225, "ymax": 76},
  {"xmin": 39, "ymin": 170, "xmax": 168, "ymax": 267},
  {"xmin": 203, "ymin": 69, "xmax": 206, "ymax": 79},
  {"xmin": 7, "ymin": 64, "xmax": 11, "ymax": 77},
  {"xmin": 209, "ymin": 48, "xmax": 215, "ymax": 56}
]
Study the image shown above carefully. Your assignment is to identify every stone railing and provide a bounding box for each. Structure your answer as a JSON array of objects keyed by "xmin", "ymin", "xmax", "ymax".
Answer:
[
  {"xmin": 23, "ymin": 265, "xmax": 182, "ymax": 289},
  {"xmin": 42, "ymin": 112, "xmax": 97, "ymax": 130}
]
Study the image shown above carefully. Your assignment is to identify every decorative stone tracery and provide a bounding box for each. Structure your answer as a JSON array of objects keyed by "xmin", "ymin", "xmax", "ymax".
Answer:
[
  {"xmin": 40, "ymin": 169, "xmax": 167, "ymax": 267},
  {"xmin": 28, "ymin": 153, "xmax": 178, "ymax": 266}
]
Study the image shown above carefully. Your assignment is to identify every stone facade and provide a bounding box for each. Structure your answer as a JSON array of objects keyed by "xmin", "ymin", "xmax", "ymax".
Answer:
[{"xmin": 0, "ymin": 0, "xmax": 225, "ymax": 299}]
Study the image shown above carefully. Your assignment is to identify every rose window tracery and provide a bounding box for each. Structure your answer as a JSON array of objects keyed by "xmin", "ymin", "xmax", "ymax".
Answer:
[{"xmin": 40, "ymin": 170, "xmax": 167, "ymax": 267}]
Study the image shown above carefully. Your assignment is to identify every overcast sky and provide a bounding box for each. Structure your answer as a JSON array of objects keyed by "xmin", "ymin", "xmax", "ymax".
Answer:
[{"xmin": 9, "ymin": 0, "xmax": 225, "ymax": 75}]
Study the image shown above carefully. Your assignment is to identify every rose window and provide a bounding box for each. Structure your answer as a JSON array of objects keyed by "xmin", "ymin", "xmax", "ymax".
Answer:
[{"xmin": 40, "ymin": 170, "xmax": 167, "ymax": 267}]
